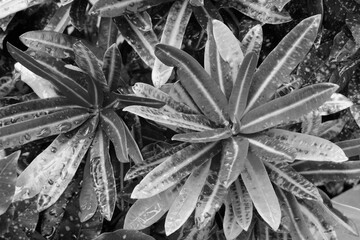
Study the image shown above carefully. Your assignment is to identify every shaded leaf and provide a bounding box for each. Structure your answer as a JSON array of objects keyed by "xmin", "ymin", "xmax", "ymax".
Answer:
[
  {"xmin": 123, "ymin": 122, "xmax": 144, "ymax": 164},
  {"xmin": 102, "ymin": 44, "xmax": 124, "ymax": 92},
  {"xmin": 172, "ymin": 127, "xmax": 232, "ymax": 143},
  {"xmin": 223, "ymin": 194, "xmax": 243, "ymax": 239},
  {"xmin": 43, "ymin": 4, "xmax": 71, "ymax": 32},
  {"xmin": 103, "ymin": 92, "xmax": 165, "ymax": 110},
  {"xmin": 70, "ymin": 0, "xmax": 88, "ymax": 31},
  {"xmin": 125, "ymin": 11, "xmax": 152, "ymax": 31},
  {"xmin": 94, "ymin": 229, "xmax": 155, "ymax": 240},
  {"xmin": 98, "ymin": 17, "xmax": 118, "ymax": 54},
  {"xmin": 336, "ymin": 138, "xmax": 360, "ymax": 158}
]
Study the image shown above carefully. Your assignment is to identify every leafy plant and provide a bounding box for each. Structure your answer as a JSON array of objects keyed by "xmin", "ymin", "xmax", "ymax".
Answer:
[{"xmin": 123, "ymin": 15, "xmax": 357, "ymax": 239}]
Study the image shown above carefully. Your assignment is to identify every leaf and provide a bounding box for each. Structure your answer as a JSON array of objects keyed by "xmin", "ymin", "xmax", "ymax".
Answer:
[
  {"xmin": 317, "ymin": 93, "xmax": 353, "ymax": 116},
  {"xmin": 152, "ymin": 0, "xmax": 192, "ymax": 87},
  {"xmin": 155, "ymin": 44, "xmax": 229, "ymax": 125},
  {"xmin": 7, "ymin": 43, "xmax": 91, "ymax": 107},
  {"xmin": 240, "ymin": 83, "xmax": 338, "ymax": 134},
  {"xmin": 0, "ymin": 151, "xmax": 20, "ymax": 215},
  {"xmin": 125, "ymin": 11, "xmax": 152, "ymax": 31},
  {"xmin": 228, "ymin": 52, "xmax": 258, "ymax": 124},
  {"xmin": 165, "ymin": 159, "xmax": 211, "ymax": 235},
  {"xmin": 102, "ymin": 44, "xmax": 124, "ymax": 92},
  {"xmin": 20, "ymin": 31, "xmax": 76, "ymax": 59},
  {"xmin": 79, "ymin": 155, "xmax": 98, "ymax": 222},
  {"xmin": 241, "ymin": 24, "xmax": 263, "ymax": 56},
  {"xmin": 124, "ymin": 185, "xmax": 180, "ymax": 230},
  {"xmin": 263, "ymin": 160, "xmax": 322, "ymax": 201},
  {"xmin": 212, "ymin": 19, "xmax": 243, "ymax": 81},
  {"xmin": 131, "ymin": 142, "xmax": 220, "ymax": 199},
  {"xmin": 93, "ymin": 229, "xmax": 155, "ymax": 240},
  {"xmin": 103, "ymin": 92, "xmax": 165, "ymax": 110},
  {"xmin": 100, "ymin": 109, "xmax": 129, "ymax": 163},
  {"xmin": 90, "ymin": 0, "xmax": 173, "ymax": 17},
  {"xmin": 0, "ymin": 108, "xmax": 90, "ymax": 150},
  {"xmin": 240, "ymin": 152, "xmax": 281, "ymax": 230},
  {"xmin": 318, "ymin": 119, "xmax": 346, "ymax": 140},
  {"xmin": 172, "ymin": 127, "xmax": 232, "ymax": 143},
  {"xmin": 246, "ymin": 15, "xmax": 321, "ymax": 112},
  {"xmin": 218, "ymin": 137, "xmax": 249, "ymax": 188},
  {"xmin": 90, "ymin": 129, "xmax": 117, "ymax": 221},
  {"xmin": 114, "ymin": 16, "xmax": 159, "ymax": 68},
  {"xmin": 123, "ymin": 122, "xmax": 144, "ymax": 164},
  {"xmin": 336, "ymin": 138, "xmax": 360, "ymax": 158},
  {"xmin": 229, "ymin": 179, "xmax": 253, "ymax": 231},
  {"xmin": 265, "ymin": 129, "xmax": 348, "ymax": 162},
  {"xmin": 98, "ymin": 17, "xmax": 118, "ymax": 55},
  {"xmin": 70, "ymin": 0, "xmax": 88, "ymax": 31},
  {"xmin": 124, "ymin": 106, "xmax": 215, "ymax": 132},
  {"xmin": 44, "ymin": 4, "xmax": 71, "ymax": 32},
  {"xmin": 223, "ymin": 194, "xmax": 243, "ymax": 240},
  {"xmin": 168, "ymin": 80, "xmax": 201, "ymax": 113}
]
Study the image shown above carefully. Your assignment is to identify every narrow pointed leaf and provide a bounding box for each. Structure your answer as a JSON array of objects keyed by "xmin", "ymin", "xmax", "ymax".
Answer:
[
  {"xmin": 241, "ymin": 83, "xmax": 338, "ymax": 134},
  {"xmin": 90, "ymin": 129, "xmax": 116, "ymax": 221},
  {"xmin": 172, "ymin": 127, "xmax": 232, "ymax": 143},
  {"xmin": 0, "ymin": 151, "xmax": 20, "ymax": 215},
  {"xmin": 104, "ymin": 92, "xmax": 165, "ymax": 110},
  {"xmin": 223, "ymin": 195, "xmax": 243, "ymax": 239},
  {"xmin": 70, "ymin": 0, "xmax": 88, "ymax": 31},
  {"xmin": 43, "ymin": 4, "xmax": 71, "ymax": 32},
  {"xmin": 114, "ymin": 16, "xmax": 158, "ymax": 68},
  {"xmin": 100, "ymin": 109, "xmax": 128, "ymax": 163},
  {"xmin": 131, "ymin": 142, "xmax": 220, "ymax": 199},
  {"xmin": 336, "ymin": 138, "xmax": 360, "ymax": 158},
  {"xmin": 240, "ymin": 152, "xmax": 281, "ymax": 230},
  {"xmin": 266, "ymin": 129, "xmax": 348, "ymax": 162},
  {"xmin": 152, "ymin": 0, "xmax": 192, "ymax": 87},
  {"xmin": 264, "ymin": 160, "xmax": 322, "ymax": 201},
  {"xmin": 228, "ymin": 52, "xmax": 258, "ymax": 123},
  {"xmin": 165, "ymin": 159, "xmax": 210, "ymax": 235},
  {"xmin": 102, "ymin": 44, "xmax": 124, "ymax": 92},
  {"xmin": 168, "ymin": 80, "xmax": 201, "ymax": 113},
  {"xmin": 0, "ymin": 108, "xmax": 90, "ymax": 150},
  {"xmin": 241, "ymin": 24, "xmax": 263, "ymax": 56},
  {"xmin": 124, "ymin": 106, "xmax": 215, "ymax": 132},
  {"xmin": 7, "ymin": 43, "xmax": 91, "ymax": 107},
  {"xmin": 229, "ymin": 179, "xmax": 253, "ymax": 231},
  {"xmin": 98, "ymin": 17, "xmax": 118, "ymax": 54},
  {"xmin": 123, "ymin": 123, "xmax": 143, "ymax": 164},
  {"xmin": 155, "ymin": 44, "xmax": 229, "ymax": 125},
  {"xmin": 246, "ymin": 15, "xmax": 321, "ymax": 112}
]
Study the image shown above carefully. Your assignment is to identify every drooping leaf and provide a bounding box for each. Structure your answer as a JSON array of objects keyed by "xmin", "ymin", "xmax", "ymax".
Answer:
[
  {"xmin": 0, "ymin": 151, "xmax": 20, "ymax": 215},
  {"xmin": 266, "ymin": 129, "xmax": 348, "ymax": 162},
  {"xmin": 152, "ymin": 0, "xmax": 192, "ymax": 87},
  {"xmin": 155, "ymin": 44, "xmax": 229, "ymax": 125},
  {"xmin": 125, "ymin": 11, "xmax": 152, "ymax": 31},
  {"xmin": 241, "ymin": 24, "xmax": 263, "ymax": 56},
  {"xmin": 70, "ymin": 0, "xmax": 88, "ymax": 31},
  {"xmin": 90, "ymin": 129, "xmax": 116, "ymax": 221},
  {"xmin": 94, "ymin": 229, "xmax": 155, "ymax": 240},
  {"xmin": 172, "ymin": 127, "xmax": 232, "ymax": 143},
  {"xmin": 229, "ymin": 179, "xmax": 253, "ymax": 231},
  {"xmin": 240, "ymin": 152, "xmax": 281, "ymax": 230},
  {"xmin": 114, "ymin": 16, "xmax": 159, "ymax": 68},
  {"xmin": 102, "ymin": 44, "xmax": 124, "ymax": 92},
  {"xmin": 165, "ymin": 159, "xmax": 210, "ymax": 235},
  {"xmin": 100, "ymin": 109, "xmax": 129, "ymax": 163},
  {"xmin": 223, "ymin": 194, "xmax": 243, "ymax": 240},
  {"xmin": 124, "ymin": 106, "xmax": 215, "ymax": 132},
  {"xmin": 246, "ymin": 15, "xmax": 321, "ymax": 112},
  {"xmin": 131, "ymin": 142, "xmax": 220, "ymax": 199},
  {"xmin": 241, "ymin": 83, "xmax": 338, "ymax": 134}
]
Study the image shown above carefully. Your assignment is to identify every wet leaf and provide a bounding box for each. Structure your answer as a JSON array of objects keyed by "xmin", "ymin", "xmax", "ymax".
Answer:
[
  {"xmin": 70, "ymin": 0, "xmax": 88, "ymax": 31},
  {"xmin": 102, "ymin": 44, "xmax": 124, "ymax": 92},
  {"xmin": 125, "ymin": 11, "xmax": 152, "ymax": 31},
  {"xmin": 172, "ymin": 127, "xmax": 232, "ymax": 143},
  {"xmin": 223, "ymin": 194, "xmax": 243, "ymax": 239},
  {"xmin": 240, "ymin": 24, "xmax": 263, "ymax": 56},
  {"xmin": 94, "ymin": 229, "xmax": 155, "ymax": 240},
  {"xmin": 44, "ymin": 4, "xmax": 71, "ymax": 32}
]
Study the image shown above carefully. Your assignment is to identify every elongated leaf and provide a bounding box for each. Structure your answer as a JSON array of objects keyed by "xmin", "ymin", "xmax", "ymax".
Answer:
[
  {"xmin": 241, "ymin": 83, "xmax": 338, "ymax": 134},
  {"xmin": 223, "ymin": 195, "xmax": 243, "ymax": 239},
  {"xmin": 172, "ymin": 127, "xmax": 232, "ymax": 143},
  {"xmin": 124, "ymin": 106, "xmax": 215, "ymax": 132},
  {"xmin": 90, "ymin": 0, "xmax": 173, "ymax": 17},
  {"xmin": 212, "ymin": 19, "xmax": 243, "ymax": 81},
  {"xmin": 228, "ymin": 52, "xmax": 258, "ymax": 124},
  {"xmin": 318, "ymin": 119, "xmax": 345, "ymax": 140},
  {"xmin": 20, "ymin": 31, "xmax": 76, "ymax": 59},
  {"xmin": 152, "ymin": 0, "xmax": 192, "ymax": 87},
  {"xmin": 168, "ymin": 80, "xmax": 201, "ymax": 113},
  {"xmin": 165, "ymin": 159, "xmax": 210, "ymax": 235},
  {"xmin": 94, "ymin": 229, "xmax": 155, "ymax": 240},
  {"xmin": 100, "ymin": 109, "xmax": 128, "ymax": 163},
  {"xmin": 102, "ymin": 44, "xmax": 124, "ymax": 92},
  {"xmin": 266, "ymin": 129, "xmax": 348, "ymax": 162},
  {"xmin": 44, "ymin": 4, "xmax": 70, "ymax": 32},
  {"xmin": 114, "ymin": 16, "xmax": 158, "ymax": 68},
  {"xmin": 155, "ymin": 44, "xmax": 229, "ymax": 124},
  {"xmin": 125, "ymin": 11, "xmax": 152, "ymax": 31},
  {"xmin": 246, "ymin": 15, "xmax": 321, "ymax": 112},
  {"xmin": 264, "ymin": 160, "xmax": 321, "ymax": 201},
  {"xmin": 0, "ymin": 151, "xmax": 20, "ymax": 215},
  {"xmin": 7, "ymin": 43, "xmax": 91, "ymax": 107},
  {"xmin": 240, "ymin": 152, "xmax": 281, "ymax": 230},
  {"xmin": 229, "ymin": 179, "xmax": 253, "ymax": 231},
  {"xmin": 123, "ymin": 122, "xmax": 144, "ymax": 164},
  {"xmin": 131, "ymin": 142, "xmax": 220, "ymax": 199},
  {"xmin": 132, "ymin": 82, "xmax": 196, "ymax": 114},
  {"xmin": 90, "ymin": 129, "xmax": 116, "ymax": 221},
  {"xmin": 0, "ymin": 108, "xmax": 90, "ymax": 150},
  {"xmin": 98, "ymin": 17, "xmax": 118, "ymax": 55},
  {"xmin": 70, "ymin": 0, "xmax": 88, "ymax": 30},
  {"xmin": 218, "ymin": 137, "xmax": 249, "ymax": 188},
  {"xmin": 336, "ymin": 138, "xmax": 360, "ymax": 158},
  {"xmin": 104, "ymin": 92, "xmax": 165, "ymax": 110},
  {"xmin": 241, "ymin": 24, "xmax": 263, "ymax": 56},
  {"xmin": 79, "ymin": 155, "xmax": 98, "ymax": 222},
  {"xmin": 124, "ymin": 184, "xmax": 180, "ymax": 230}
]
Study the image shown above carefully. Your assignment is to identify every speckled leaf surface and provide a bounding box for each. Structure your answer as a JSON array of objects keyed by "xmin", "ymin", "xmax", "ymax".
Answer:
[
  {"xmin": 70, "ymin": 0, "xmax": 88, "ymax": 31},
  {"xmin": 241, "ymin": 24, "xmax": 263, "ymax": 56},
  {"xmin": 223, "ymin": 195, "xmax": 243, "ymax": 239},
  {"xmin": 125, "ymin": 11, "xmax": 152, "ymax": 32},
  {"xmin": 172, "ymin": 127, "xmax": 232, "ymax": 143}
]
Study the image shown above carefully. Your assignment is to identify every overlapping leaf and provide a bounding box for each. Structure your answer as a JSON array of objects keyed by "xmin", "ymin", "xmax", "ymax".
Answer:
[
  {"xmin": 172, "ymin": 127, "xmax": 232, "ymax": 143},
  {"xmin": 98, "ymin": 17, "xmax": 118, "ymax": 55},
  {"xmin": 70, "ymin": 0, "xmax": 88, "ymax": 31},
  {"xmin": 241, "ymin": 24, "xmax": 263, "ymax": 56},
  {"xmin": 125, "ymin": 11, "xmax": 152, "ymax": 31},
  {"xmin": 102, "ymin": 44, "xmax": 123, "ymax": 92},
  {"xmin": 223, "ymin": 195, "xmax": 243, "ymax": 239}
]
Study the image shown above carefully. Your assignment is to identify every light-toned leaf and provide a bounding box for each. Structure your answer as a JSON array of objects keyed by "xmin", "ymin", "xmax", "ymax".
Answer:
[
  {"xmin": 0, "ymin": 151, "xmax": 20, "ymax": 215},
  {"xmin": 241, "ymin": 24, "xmax": 263, "ymax": 56},
  {"xmin": 223, "ymin": 195, "xmax": 243, "ymax": 240},
  {"xmin": 240, "ymin": 152, "xmax": 281, "ymax": 230},
  {"xmin": 123, "ymin": 106, "xmax": 215, "ymax": 132},
  {"xmin": 301, "ymin": 110, "xmax": 322, "ymax": 136},
  {"xmin": 155, "ymin": 44, "xmax": 229, "ymax": 125},
  {"xmin": 44, "ymin": 4, "xmax": 71, "ymax": 32},
  {"xmin": 165, "ymin": 159, "xmax": 210, "ymax": 235},
  {"xmin": 102, "ymin": 44, "xmax": 124, "ymax": 92},
  {"xmin": 90, "ymin": 129, "xmax": 116, "ymax": 221},
  {"xmin": 152, "ymin": 0, "xmax": 192, "ymax": 87},
  {"xmin": 246, "ymin": 15, "xmax": 321, "ymax": 112},
  {"xmin": 350, "ymin": 104, "xmax": 360, "ymax": 128},
  {"xmin": 131, "ymin": 142, "xmax": 220, "ymax": 199},
  {"xmin": 172, "ymin": 127, "xmax": 232, "ymax": 143},
  {"xmin": 229, "ymin": 179, "xmax": 253, "ymax": 231},
  {"xmin": 266, "ymin": 129, "xmax": 348, "ymax": 162},
  {"xmin": 318, "ymin": 119, "xmax": 346, "ymax": 140},
  {"xmin": 318, "ymin": 93, "xmax": 353, "ymax": 116},
  {"xmin": 241, "ymin": 83, "xmax": 338, "ymax": 134},
  {"xmin": 125, "ymin": 11, "xmax": 152, "ymax": 32}
]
